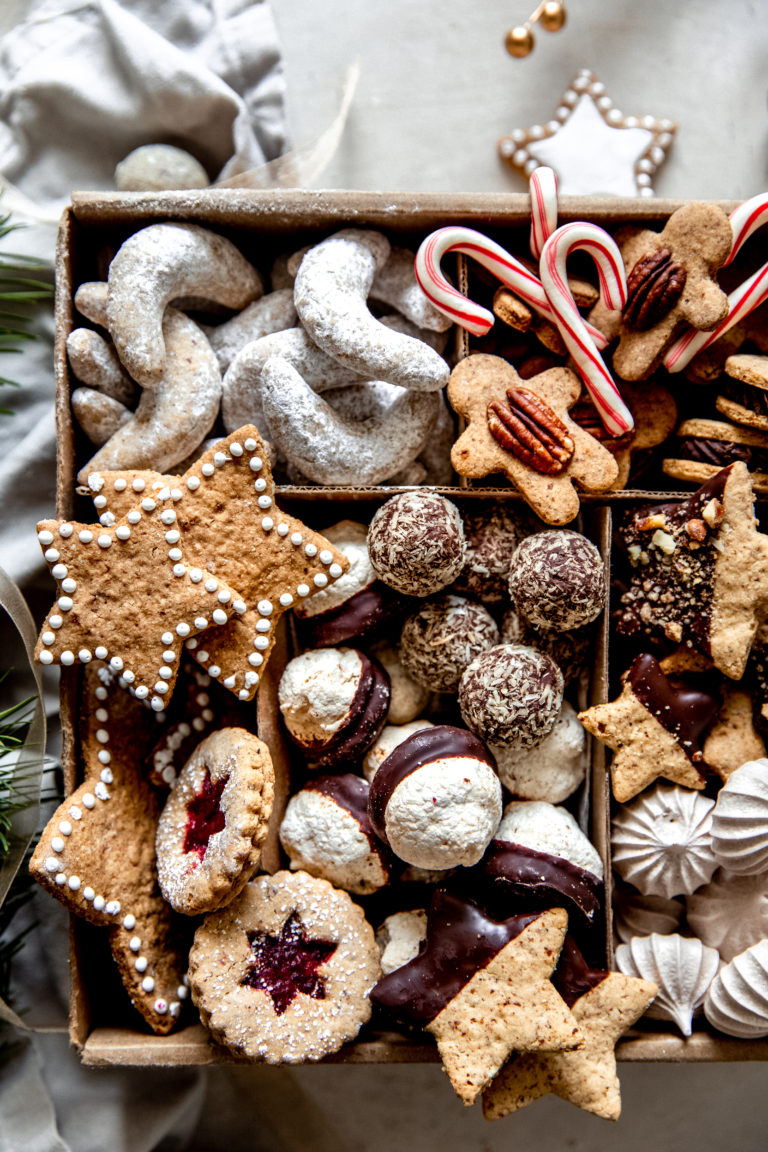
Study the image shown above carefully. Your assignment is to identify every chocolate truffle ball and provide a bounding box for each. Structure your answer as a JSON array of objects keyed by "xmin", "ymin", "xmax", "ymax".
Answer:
[
  {"xmin": 508, "ymin": 530, "xmax": 606, "ymax": 633},
  {"xmin": 452, "ymin": 503, "xmax": 528, "ymax": 604},
  {"xmin": 489, "ymin": 701, "xmax": 587, "ymax": 803},
  {"xmin": 501, "ymin": 609, "xmax": 591, "ymax": 685},
  {"xmin": 367, "ymin": 492, "xmax": 466, "ymax": 597},
  {"xmin": 279, "ymin": 775, "xmax": 392, "ymax": 895},
  {"xmin": 369, "ymin": 725, "xmax": 502, "ymax": 870},
  {"xmin": 398, "ymin": 594, "xmax": 500, "ymax": 694},
  {"xmin": 459, "ymin": 644, "xmax": 564, "ymax": 749}
]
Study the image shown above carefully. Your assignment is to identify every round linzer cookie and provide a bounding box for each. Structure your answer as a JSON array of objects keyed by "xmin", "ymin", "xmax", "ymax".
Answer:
[
  {"xmin": 662, "ymin": 418, "xmax": 768, "ymax": 496},
  {"xmin": 187, "ymin": 870, "xmax": 381, "ymax": 1063},
  {"xmin": 156, "ymin": 728, "xmax": 275, "ymax": 915}
]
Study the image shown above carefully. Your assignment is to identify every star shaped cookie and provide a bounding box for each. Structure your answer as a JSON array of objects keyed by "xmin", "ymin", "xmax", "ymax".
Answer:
[
  {"xmin": 371, "ymin": 891, "xmax": 581, "ymax": 1106},
  {"xmin": 499, "ymin": 70, "xmax": 675, "ymax": 198},
  {"xmin": 588, "ymin": 203, "xmax": 733, "ymax": 380},
  {"xmin": 29, "ymin": 663, "xmax": 189, "ymax": 1034},
  {"xmin": 579, "ymin": 653, "xmax": 719, "ymax": 802},
  {"xmin": 81, "ymin": 427, "xmax": 350, "ymax": 701},
  {"xmin": 615, "ymin": 462, "xmax": 768, "ymax": 680},
  {"xmin": 483, "ymin": 938, "xmax": 657, "ymax": 1122},
  {"xmin": 447, "ymin": 354, "xmax": 618, "ymax": 524}
]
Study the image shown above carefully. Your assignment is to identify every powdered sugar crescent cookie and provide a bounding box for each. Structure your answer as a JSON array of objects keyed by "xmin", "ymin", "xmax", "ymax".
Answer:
[
  {"xmin": 187, "ymin": 870, "xmax": 380, "ymax": 1063},
  {"xmin": 156, "ymin": 728, "xmax": 274, "ymax": 915}
]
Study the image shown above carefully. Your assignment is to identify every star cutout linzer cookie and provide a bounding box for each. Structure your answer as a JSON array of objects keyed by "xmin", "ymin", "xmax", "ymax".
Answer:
[
  {"xmin": 447, "ymin": 354, "xmax": 619, "ymax": 524},
  {"xmin": 83, "ymin": 428, "xmax": 350, "ymax": 701},
  {"xmin": 483, "ymin": 937, "xmax": 657, "ymax": 1122},
  {"xmin": 614, "ymin": 462, "xmax": 768, "ymax": 680},
  {"xmin": 588, "ymin": 203, "xmax": 733, "ymax": 381},
  {"xmin": 242, "ymin": 911, "xmax": 336, "ymax": 1014},
  {"xmin": 499, "ymin": 70, "xmax": 676, "ymax": 198},
  {"xmin": 371, "ymin": 891, "xmax": 582, "ymax": 1106},
  {"xmin": 29, "ymin": 663, "xmax": 189, "ymax": 1034},
  {"xmin": 579, "ymin": 653, "xmax": 720, "ymax": 803}
]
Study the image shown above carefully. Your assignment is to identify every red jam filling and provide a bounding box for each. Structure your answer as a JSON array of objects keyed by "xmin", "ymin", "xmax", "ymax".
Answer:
[
  {"xmin": 183, "ymin": 768, "xmax": 227, "ymax": 860},
  {"xmin": 242, "ymin": 912, "xmax": 337, "ymax": 1015}
]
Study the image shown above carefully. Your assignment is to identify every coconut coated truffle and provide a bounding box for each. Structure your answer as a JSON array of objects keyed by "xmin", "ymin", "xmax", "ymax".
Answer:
[
  {"xmin": 451, "ymin": 503, "xmax": 528, "ymax": 604},
  {"xmin": 501, "ymin": 608, "xmax": 591, "ymax": 685},
  {"xmin": 368, "ymin": 725, "xmax": 502, "ymax": 870},
  {"xmin": 490, "ymin": 701, "xmax": 587, "ymax": 803},
  {"xmin": 367, "ymin": 492, "xmax": 466, "ymax": 596},
  {"xmin": 508, "ymin": 530, "xmax": 606, "ymax": 633},
  {"xmin": 459, "ymin": 644, "xmax": 564, "ymax": 749},
  {"xmin": 398, "ymin": 594, "xmax": 500, "ymax": 693}
]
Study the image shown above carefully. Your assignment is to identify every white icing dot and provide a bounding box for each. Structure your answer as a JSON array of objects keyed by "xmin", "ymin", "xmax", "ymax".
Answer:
[
  {"xmin": 94, "ymin": 782, "xmax": 109, "ymax": 801},
  {"xmin": 44, "ymin": 857, "xmax": 60, "ymax": 873},
  {"xmin": 192, "ymin": 717, "xmax": 205, "ymax": 731},
  {"xmin": 51, "ymin": 563, "xmax": 68, "ymax": 580},
  {"xmin": 212, "ymin": 609, "xmax": 227, "ymax": 625},
  {"xmin": 314, "ymin": 573, "xmax": 328, "ymax": 588},
  {"xmin": 97, "ymin": 535, "xmax": 112, "ymax": 549},
  {"xmin": 172, "ymin": 564, "xmax": 186, "ymax": 577},
  {"xmin": 93, "ymin": 896, "xmax": 105, "ymax": 911},
  {"xmin": 98, "ymin": 748, "xmax": 112, "ymax": 764},
  {"xmin": 84, "ymin": 887, "xmax": 95, "ymax": 901},
  {"xmin": 257, "ymin": 600, "xmax": 273, "ymax": 616},
  {"xmin": 127, "ymin": 510, "xmax": 141, "ymax": 524},
  {"xmin": 142, "ymin": 976, "xmax": 155, "ymax": 992},
  {"xmin": 42, "ymin": 632, "xmax": 55, "ymax": 646},
  {"xmin": 68, "ymin": 875, "xmax": 81, "ymax": 891},
  {"xmin": 158, "ymin": 666, "xmax": 172, "ymax": 680},
  {"xmin": 163, "ymin": 650, "xmax": 175, "ymax": 662},
  {"xmin": 39, "ymin": 650, "xmax": 54, "ymax": 665},
  {"xmin": 95, "ymin": 729, "xmax": 109, "ymax": 744},
  {"xmin": 156, "ymin": 487, "xmax": 171, "ymax": 502},
  {"xmin": 122, "ymin": 670, "xmax": 135, "ymax": 684},
  {"xmin": 217, "ymin": 590, "xmax": 231, "ymax": 604},
  {"xmin": 38, "ymin": 530, "xmax": 53, "ymax": 545},
  {"xmin": 151, "ymin": 697, "xmax": 165, "ymax": 711},
  {"xmin": 100, "ymin": 767, "xmax": 113, "ymax": 784},
  {"xmin": 194, "ymin": 617, "xmax": 208, "ymax": 629},
  {"xmin": 94, "ymin": 685, "xmax": 108, "ymax": 700},
  {"xmin": 165, "ymin": 529, "xmax": 180, "ymax": 544},
  {"xmin": 168, "ymin": 548, "xmax": 182, "ymax": 562},
  {"xmin": 69, "ymin": 807, "xmax": 82, "ymax": 820},
  {"xmin": 123, "ymin": 914, "xmax": 136, "ymax": 930},
  {"xmin": 197, "ymin": 651, "xmax": 209, "ymax": 663},
  {"xmin": 223, "ymin": 676, "xmax": 236, "ymax": 689},
  {"xmin": 60, "ymin": 650, "xmax": 75, "ymax": 665},
  {"xmin": 55, "ymin": 873, "xmax": 66, "ymax": 886},
  {"xmin": 61, "ymin": 578, "xmax": 77, "ymax": 594},
  {"xmin": 161, "ymin": 632, "xmax": 174, "ymax": 646},
  {"xmin": 105, "ymin": 900, "xmax": 120, "ymax": 915},
  {"xmin": 279, "ymin": 593, "xmax": 293, "ymax": 607},
  {"xmin": 132, "ymin": 477, "xmax": 146, "ymax": 492},
  {"xmin": 245, "ymin": 671, "xmax": 259, "ymax": 687},
  {"xmin": 255, "ymin": 619, "xmax": 271, "ymax": 633},
  {"xmin": 129, "ymin": 936, "xmax": 141, "ymax": 952},
  {"xmin": 160, "ymin": 509, "xmax": 176, "ymax": 525},
  {"xmin": 94, "ymin": 646, "xmax": 108, "ymax": 660},
  {"xmin": 99, "ymin": 512, "xmax": 115, "ymax": 528},
  {"xmin": 59, "ymin": 821, "xmax": 72, "ymax": 837},
  {"xmin": 141, "ymin": 498, "xmax": 156, "ymax": 512},
  {"xmin": 187, "ymin": 475, "xmax": 201, "ymax": 491},
  {"xmin": 187, "ymin": 638, "xmax": 198, "ymax": 650},
  {"xmin": 253, "ymin": 477, "xmax": 267, "ymax": 492},
  {"xmin": 78, "ymin": 648, "xmax": 92, "ymax": 662},
  {"xmin": 82, "ymin": 793, "xmax": 95, "ymax": 808},
  {"xmin": 208, "ymin": 665, "xmax": 221, "ymax": 678},
  {"xmin": 257, "ymin": 495, "xmax": 272, "ymax": 509},
  {"xmin": 297, "ymin": 584, "xmax": 310, "ymax": 597},
  {"xmin": 57, "ymin": 596, "xmax": 73, "ymax": 613},
  {"xmin": 189, "ymin": 568, "xmax": 203, "ymax": 583},
  {"xmin": 134, "ymin": 685, "xmax": 148, "ymax": 699},
  {"xmin": 244, "ymin": 438, "xmax": 257, "ymax": 452},
  {"xmin": 213, "ymin": 452, "xmax": 228, "ymax": 467},
  {"xmin": 135, "ymin": 957, "xmax": 147, "ymax": 974},
  {"xmin": 329, "ymin": 563, "xmax": 343, "ymax": 579},
  {"xmin": 249, "ymin": 456, "xmax": 263, "ymax": 472},
  {"xmin": 44, "ymin": 547, "xmax": 60, "ymax": 561},
  {"xmin": 95, "ymin": 708, "xmax": 108, "ymax": 723},
  {"xmin": 58, "ymin": 524, "xmax": 73, "ymax": 538},
  {"xmin": 93, "ymin": 495, "xmax": 107, "ymax": 510},
  {"xmin": 254, "ymin": 636, "xmax": 269, "ymax": 651},
  {"xmin": 261, "ymin": 517, "xmax": 273, "ymax": 532},
  {"xmin": 110, "ymin": 656, "xmax": 124, "ymax": 671},
  {"xmin": 247, "ymin": 653, "xmax": 263, "ymax": 667},
  {"xmin": 233, "ymin": 600, "xmax": 246, "ymax": 614},
  {"xmin": 201, "ymin": 463, "xmax": 215, "ymax": 477},
  {"xmin": 49, "ymin": 615, "xmax": 62, "ymax": 629},
  {"xmin": 277, "ymin": 523, "xmax": 289, "ymax": 536},
  {"xmin": 291, "ymin": 533, "xmax": 303, "ymax": 546},
  {"xmin": 154, "ymin": 681, "xmax": 169, "ymax": 694},
  {"xmin": 78, "ymin": 531, "xmax": 92, "ymax": 544},
  {"xmin": 176, "ymin": 622, "xmax": 190, "ymax": 637},
  {"xmin": 238, "ymin": 689, "xmax": 249, "ymax": 700},
  {"xmin": 113, "ymin": 478, "xmax": 127, "ymax": 492},
  {"xmin": 319, "ymin": 550, "xmax": 333, "ymax": 565},
  {"xmin": 51, "ymin": 837, "xmax": 65, "ymax": 853},
  {"xmin": 304, "ymin": 543, "xmax": 318, "ymax": 558}
]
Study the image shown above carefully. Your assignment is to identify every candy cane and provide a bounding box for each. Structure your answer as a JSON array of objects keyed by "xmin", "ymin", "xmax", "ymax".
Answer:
[
  {"xmin": 529, "ymin": 167, "xmax": 558, "ymax": 261},
  {"xmin": 414, "ymin": 225, "xmax": 608, "ymax": 346},
  {"xmin": 664, "ymin": 192, "xmax": 768, "ymax": 372},
  {"xmin": 540, "ymin": 222, "xmax": 634, "ymax": 437}
]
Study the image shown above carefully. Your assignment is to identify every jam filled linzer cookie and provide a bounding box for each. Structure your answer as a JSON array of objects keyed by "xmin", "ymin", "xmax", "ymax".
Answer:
[
  {"xmin": 615, "ymin": 462, "xmax": 768, "ymax": 680},
  {"xmin": 187, "ymin": 870, "xmax": 381, "ymax": 1063},
  {"xmin": 447, "ymin": 354, "xmax": 618, "ymax": 525},
  {"xmin": 482, "ymin": 937, "xmax": 657, "ymax": 1122},
  {"xmin": 371, "ymin": 890, "xmax": 581, "ymax": 1106},
  {"xmin": 155, "ymin": 728, "xmax": 275, "ymax": 916},
  {"xmin": 29, "ymin": 664, "xmax": 189, "ymax": 1034},
  {"xmin": 579, "ymin": 653, "xmax": 720, "ymax": 803}
]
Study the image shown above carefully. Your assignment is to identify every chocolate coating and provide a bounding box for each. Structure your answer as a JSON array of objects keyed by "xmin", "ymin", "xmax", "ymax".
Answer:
[
  {"xmin": 370, "ymin": 887, "xmax": 538, "ymax": 1025},
  {"xmin": 451, "ymin": 504, "xmax": 528, "ymax": 604},
  {"xmin": 459, "ymin": 644, "xmax": 564, "ymax": 749},
  {"xmin": 552, "ymin": 935, "xmax": 609, "ymax": 1007},
  {"xmin": 675, "ymin": 436, "xmax": 762, "ymax": 470},
  {"xmin": 297, "ymin": 581, "xmax": 402, "ymax": 649},
  {"xmin": 475, "ymin": 840, "xmax": 604, "ymax": 927},
  {"xmin": 367, "ymin": 492, "xmax": 466, "ymax": 597},
  {"xmin": 508, "ymin": 530, "xmax": 606, "ymax": 633},
  {"xmin": 398, "ymin": 594, "xmax": 500, "ymax": 693},
  {"xmin": 294, "ymin": 652, "xmax": 391, "ymax": 770},
  {"xmin": 628, "ymin": 652, "xmax": 719, "ymax": 769},
  {"xmin": 304, "ymin": 774, "xmax": 384, "ymax": 855}
]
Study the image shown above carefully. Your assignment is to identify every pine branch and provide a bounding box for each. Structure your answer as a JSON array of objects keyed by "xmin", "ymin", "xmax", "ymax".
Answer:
[{"xmin": 0, "ymin": 209, "xmax": 54, "ymax": 414}]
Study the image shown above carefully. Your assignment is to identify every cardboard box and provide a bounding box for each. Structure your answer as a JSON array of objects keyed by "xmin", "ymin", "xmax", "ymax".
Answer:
[{"xmin": 55, "ymin": 190, "xmax": 766, "ymax": 1065}]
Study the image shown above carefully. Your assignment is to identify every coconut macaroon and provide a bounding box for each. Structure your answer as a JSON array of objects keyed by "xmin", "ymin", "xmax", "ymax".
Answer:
[
  {"xmin": 279, "ymin": 775, "xmax": 393, "ymax": 896},
  {"xmin": 495, "ymin": 800, "xmax": 604, "ymax": 879},
  {"xmin": 490, "ymin": 701, "xmax": 587, "ymax": 804},
  {"xmin": 368, "ymin": 725, "xmax": 502, "ymax": 870},
  {"xmin": 363, "ymin": 720, "xmax": 435, "ymax": 783},
  {"xmin": 367, "ymin": 491, "xmax": 466, "ymax": 596},
  {"xmin": 376, "ymin": 909, "xmax": 428, "ymax": 975},
  {"xmin": 277, "ymin": 647, "xmax": 390, "ymax": 769}
]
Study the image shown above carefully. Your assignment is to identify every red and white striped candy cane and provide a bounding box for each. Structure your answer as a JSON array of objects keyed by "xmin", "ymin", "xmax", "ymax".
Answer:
[
  {"xmin": 529, "ymin": 167, "xmax": 558, "ymax": 261},
  {"xmin": 540, "ymin": 221, "xmax": 634, "ymax": 437},
  {"xmin": 664, "ymin": 192, "xmax": 768, "ymax": 373},
  {"xmin": 414, "ymin": 225, "xmax": 609, "ymax": 346}
]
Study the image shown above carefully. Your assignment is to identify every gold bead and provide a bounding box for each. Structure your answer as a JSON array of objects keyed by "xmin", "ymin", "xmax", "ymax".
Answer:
[
  {"xmin": 539, "ymin": 1, "xmax": 567, "ymax": 32},
  {"xmin": 505, "ymin": 25, "xmax": 535, "ymax": 57}
]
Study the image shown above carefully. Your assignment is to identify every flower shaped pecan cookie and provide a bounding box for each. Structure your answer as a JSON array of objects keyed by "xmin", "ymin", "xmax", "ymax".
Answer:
[
  {"xmin": 447, "ymin": 354, "xmax": 618, "ymax": 524},
  {"xmin": 588, "ymin": 202, "xmax": 733, "ymax": 380}
]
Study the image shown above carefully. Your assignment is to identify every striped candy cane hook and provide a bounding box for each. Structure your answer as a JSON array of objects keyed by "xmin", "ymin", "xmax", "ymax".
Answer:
[{"xmin": 529, "ymin": 167, "xmax": 558, "ymax": 261}]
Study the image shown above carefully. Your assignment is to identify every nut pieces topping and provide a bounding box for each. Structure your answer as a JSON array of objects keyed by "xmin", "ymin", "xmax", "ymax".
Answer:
[
  {"xmin": 487, "ymin": 387, "xmax": 575, "ymax": 476},
  {"xmin": 624, "ymin": 248, "xmax": 687, "ymax": 332}
]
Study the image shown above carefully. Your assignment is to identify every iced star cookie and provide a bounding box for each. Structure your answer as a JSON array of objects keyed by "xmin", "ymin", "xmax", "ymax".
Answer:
[
  {"xmin": 615, "ymin": 463, "xmax": 768, "ymax": 680},
  {"xmin": 29, "ymin": 663, "xmax": 189, "ymax": 1033},
  {"xmin": 187, "ymin": 870, "xmax": 380, "ymax": 1063},
  {"xmin": 447, "ymin": 354, "xmax": 618, "ymax": 525},
  {"xmin": 155, "ymin": 728, "xmax": 275, "ymax": 916}
]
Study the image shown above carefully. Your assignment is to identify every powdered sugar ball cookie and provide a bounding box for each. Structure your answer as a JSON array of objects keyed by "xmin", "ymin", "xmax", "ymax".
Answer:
[
  {"xmin": 278, "ymin": 647, "xmax": 390, "ymax": 769},
  {"xmin": 508, "ymin": 531, "xmax": 606, "ymax": 632},
  {"xmin": 368, "ymin": 492, "xmax": 466, "ymax": 596},
  {"xmin": 187, "ymin": 870, "xmax": 380, "ymax": 1063},
  {"xmin": 459, "ymin": 644, "xmax": 564, "ymax": 749},
  {"xmin": 156, "ymin": 728, "xmax": 275, "ymax": 915},
  {"xmin": 496, "ymin": 800, "xmax": 604, "ymax": 879},
  {"xmin": 399, "ymin": 594, "xmax": 499, "ymax": 693},
  {"xmin": 490, "ymin": 701, "xmax": 587, "ymax": 803},
  {"xmin": 114, "ymin": 144, "xmax": 209, "ymax": 192},
  {"xmin": 369, "ymin": 725, "xmax": 502, "ymax": 869},
  {"xmin": 452, "ymin": 504, "xmax": 529, "ymax": 604},
  {"xmin": 279, "ymin": 775, "xmax": 393, "ymax": 895},
  {"xmin": 376, "ymin": 909, "xmax": 428, "ymax": 974}
]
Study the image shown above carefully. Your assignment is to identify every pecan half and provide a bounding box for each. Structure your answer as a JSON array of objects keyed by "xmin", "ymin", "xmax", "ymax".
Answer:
[
  {"xmin": 624, "ymin": 247, "xmax": 687, "ymax": 331},
  {"xmin": 487, "ymin": 387, "xmax": 575, "ymax": 475}
]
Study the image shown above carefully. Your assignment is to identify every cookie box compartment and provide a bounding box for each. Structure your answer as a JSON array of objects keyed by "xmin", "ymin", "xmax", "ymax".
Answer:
[{"xmin": 53, "ymin": 190, "xmax": 764, "ymax": 1066}]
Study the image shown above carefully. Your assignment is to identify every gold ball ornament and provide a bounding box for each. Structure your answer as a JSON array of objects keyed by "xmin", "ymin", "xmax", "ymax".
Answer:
[
  {"xmin": 539, "ymin": 1, "xmax": 567, "ymax": 32},
  {"xmin": 505, "ymin": 25, "xmax": 535, "ymax": 58}
]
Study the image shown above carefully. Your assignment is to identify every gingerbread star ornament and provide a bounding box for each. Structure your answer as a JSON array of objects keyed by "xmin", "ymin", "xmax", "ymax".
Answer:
[{"xmin": 448, "ymin": 354, "xmax": 618, "ymax": 524}]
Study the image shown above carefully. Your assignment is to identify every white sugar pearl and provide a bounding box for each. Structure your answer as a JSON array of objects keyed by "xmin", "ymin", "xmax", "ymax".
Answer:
[
  {"xmin": 223, "ymin": 676, "xmax": 236, "ymax": 689},
  {"xmin": 172, "ymin": 564, "xmax": 186, "ymax": 577},
  {"xmin": 97, "ymin": 535, "xmax": 111, "ymax": 549},
  {"xmin": 42, "ymin": 632, "xmax": 55, "ymax": 646},
  {"xmin": 38, "ymin": 530, "xmax": 54, "ymax": 545},
  {"xmin": 69, "ymin": 807, "xmax": 82, "ymax": 820},
  {"xmin": 95, "ymin": 729, "xmax": 109, "ymax": 743},
  {"xmin": 197, "ymin": 651, "xmax": 209, "ymax": 663},
  {"xmin": 93, "ymin": 896, "xmax": 105, "ymax": 911},
  {"xmin": 123, "ymin": 914, "xmax": 136, "ymax": 930},
  {"xmin": 229, "ymin": 442, "xmax": 243, "ymax": 457},
  {"xmin": 187, "ymin": 476, "xmax": 200, "ymax": 491},
  {"xmin": 329, "ymin": 563, "xmax": 343, "ymax": 579},
  {"xmin": 98, "ymin": 749, "xmax": 112, "ymax": 764},
  {"xmin": 154, "ymin": 681, "xmax": 169, "ymax": 694},
  {"xmin": 131, "ymin": 477, "xmax": 145, "ymax": 492},
  {"xmin": 187, "ymin": 638, "xmax": 198, "ymax": 650},
  {"xmin": 304, "ymin": 543, "xmax": 317, "ymax": 558},
  {"xmin": 154, "ymin": 999, "xmax": 168, "ymax": 1013},
  {"xmin": 214, "ymin": 452, "xmax": 228, "ymax": 467},
  {"xmin": 58, "ymin": 524, "xmax": 73, "ymax": 538},
  {"xmin": 254, "ymin": 636, "xmax": 269, "ymax": 651},
  {"xmin": 297, "ymin": 584, "xmax": 310, "ymax": 597},
  {"xmin": 82, "ymin": 793, "xmax": 95, "ymax": 808},
  {"xmin": 51, "ymin": 564, "xmax": 67, "ymax": 580},
  {"xmin": 151, "ymin": 697, "xmax": 165, "ymax": 711},
  {"xmin": 217, "ymin": 590, "xmax": 231, "ymax": 604},
  {"xmin": 49, "ymin": 615, "xmax": 62, "ymax": 629},
  {"xmin": 238, "ymin": 689, "xmax": 249, "ymax": 699},
  {"xmin": 160, "ymin": 509, "xmax": 176, "ymax": 525},
  {"xmin": 61, "ymin": 578, "xmax": 77, "ymax": 594},
  {"xmin": 314, "ymin": 574, "xmax": 328, "ymax": 587},
  {"xmin": 165, "ymin": 530, "xmax": 180, "ymax": 544},
  {"xmin": 45, "ymin": 857, "xmax": 60, "ymax": 873},
  {"xmin": 233, "ymin": 600, "xmax": 246, "ymax": 614},
  {"xmin": 176, "ymin": 623, "xmax": 190, "ymax": 637},
  {"xmin": 255, "ymin": 619, "xmax": 270, "ymax": 633},
  {"xmin": 279, "ymin": 593, "xmax": 293, "ymax": 607},
  {"xmin": 168, "ymin": 548, "xmax": 182, "ymax": 562},
  {"xmin": 212, "ymin": 609, "xmax": 227, "ymax": 625},
  {"xmin": 201, "ymin": 463, "xmax": 214, "ymax": 477},
  {"xmin": 141, "ymin": 498, "xmax": 156, "ymax": 512},
  {"xmin": 192, "ymin": 717, "xmax": 205, "ymax": 731},
  {"xmin": 291, "ymin": 533, "xmax": 302, "ymax": 546},
  {"xmin": 158, "ymin": 666, "xmax": 172, "ymax": 680},
  {"xmin": 156, "ymin": 487, "xmax": 170, "ymax": 502},
  {"xmin": 110, "ymin": 656, "xmax": 124, "ymax": 671},
  {"xmin": 59, "ymin": 821, "xmax": 72, "ymax": 837},
  {"xmin": 257, "ymin": 495, "xmax": 272, "ymax": 509},
  {"xmin": 135, "ymin": 956, "xmax": 148, "ymax": 973},
  {"xmin": 105, "ymin": 900, "xmax": 120, "ymax": 915},
  {"xmin": 122, "ymin": 670, "xmax": 135, "ymax": 684},
  {"xmin": 244, "ymin": 438, "xmax": 257, "ymax": 451},
  {"xmin": 194, "ymin": 617, "xmax": 208, "ymax": 629},
  {"xmin": 319, "ymin": 550, "xmax": 333, "ymax": 565},
  {"xmin": 39, "ymin": 651, "xmax": 54, "ymax": 664},
  {"xmin": 261, "ymin": 517, "xmax": 273, "ymax": 532},
  {"xmin": 68, "ymin": 875, "xmax": 81, "ymax": 891},
  {"xmin": 77, "ymin": 532, "xmax": 92, "ymax": 545},
  {"xmin": 55, "ymin": 873, "xmax": 66, "ymax": 886},
  {"xmin": 142, "ymin": 976, "xmax": 155, "ymax": 992},
  {"xmin": 100, "ymin": 768, "xmax": 113, "ymax": 784},
  {"xmin": 78, "ymin": 649, "xmax": 92, "ymax": 662},
  {"xmin": 208, "ymin": 666, "xmax": 221, "ymax": 678},
  {"xmin": 253, "ymin": 477, "xmax": 267, "ymax": 492},
  {"xmin": 127, "ymin": 510, "xmax": 141, "ymax": 525},
  {"xmin": 247, "ymin": 653, "xmax": 262, "ymax": 667},
  {"xmin": 95, "ymin": 708, "xmax": 108, "ymax": 722},
  {"xmin": 277, "ymin": 524, "xmax": 289, "ymax": 536},
  {"xmin": 129, "ymin": 937, "xmax": 141, "ymax": 952},
  {"xmin": 58, "ymin": 598, "xmax": 73, "ymax": 612},
  {"xmin": 189, "ymin": 568, "xmax": 203, "ymax": 583},
  {"xmin": 51, "ymin": 837, "xmax": 65, "ymax": 853},
  {"xmin": 257, "ymin": 600, "xmax": 273, "ymax": 616},
  {"xmin": 163, "ymin": 650, "xmax": 175, "ymax": 662},
  {"xmin": 94, "ymin": 646, "xmax": 108, "ymax": 659},
  {"xmin": 60, "ymin": 650, "xmax": 75, "ymax": 665},
  {"xmin": 249, "ymin": 456, "xmax": 263, "ymax": 472},
  {"xmin": 113, "ymin": 478, "xmax": 127, "ymax": 491}
]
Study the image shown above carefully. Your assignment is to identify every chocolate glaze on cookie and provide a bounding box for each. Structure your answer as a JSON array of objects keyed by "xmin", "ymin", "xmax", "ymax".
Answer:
[
  {"xmin": 674, "ymin": 437, "xmax": 761, "ymax": 470},
  {"xmin": 294, "ymin": 652, "xmax": 391, "ymax": 770},
  {"xmin": 627, "ymin": 653, "xmax": 719, "ymax": 769},
  {"xmin": 470, "ymin": 840, "xmax": 604, "ymax": 927},
  {"xmin": 368, "ymin": 725, "xmax": 496, "ymax": 841},
  {"xmin": 552, "ymin": 934, "xmax": 609, "ymax": 1007},
  {"xmin": 297, "ymin": 581, "xmax": 403, "ymax": 649},
  {"xmin": 304, "ymin": 773, "xmax": 385, "ymax": 856},
  {"xmin": 370, "ymin": 888, "xmax": 538, "ymax": 1025}
]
